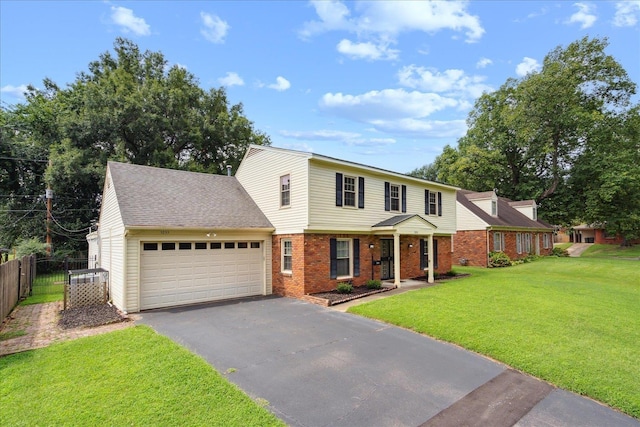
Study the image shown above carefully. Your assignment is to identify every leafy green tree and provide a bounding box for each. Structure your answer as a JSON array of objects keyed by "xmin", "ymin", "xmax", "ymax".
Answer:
[
  {"xmin": 570, "ymin": 108, "xmax": 640, "ymax": 243},
  {"xmin": 0, "ymin": 38, "xmax": 270, "ymax": 252},
  {"xmin": 418, "ymin": 37, "xmax": 636, "ymax": 225}
]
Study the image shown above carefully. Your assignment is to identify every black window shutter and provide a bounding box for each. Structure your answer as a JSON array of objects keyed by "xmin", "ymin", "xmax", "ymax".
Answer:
[
  {"xmin": 434, "ymin": 239, "xmax": 439, "ymax": 269},
  {"xmin": 330, "ymin": 238, "xmax": 337, "ymax": 279},
  {"xmin": 384, "ymin": 182, "xmax": 390, "ymax": 211},
  {"xmin": 358, "ymin": 177, "xmax": 365, "ymax": 209},
  {"xmin": 401, "ymin": 185, "xmax": 407, "ymax": 213},
  {"xmin": 335, "ymin": 173, "xmax": 343, "ymax": 207},
  {"xmin": 425, "ymin": 190, "xmax": 430, "ymax": 215},
  {"xmin": 353, "ymin": 238, "xmax": 360, "ymax": 277},
  {"xmin": 438, "ymin": 192, "xmax": 442, "ymax": 216},
  {"xmin": 420, "ymin": 239, "xmax": 425, "ymax": 270}
]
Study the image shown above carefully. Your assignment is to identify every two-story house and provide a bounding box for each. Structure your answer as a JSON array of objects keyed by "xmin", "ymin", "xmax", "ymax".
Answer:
[
  {"xmin": 453, "ymin": 190, "xmax": 554, "ymax": 267},
  {"xmin": 236, "ymin": 145, "xmax": 459, "ymax": 297}
]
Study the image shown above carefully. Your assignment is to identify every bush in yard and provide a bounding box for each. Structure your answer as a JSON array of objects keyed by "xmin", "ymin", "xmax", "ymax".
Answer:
[
  {"xmin": 551, "ymin": 247, "xmax": 569, "ymax": 257},
  {"xmin": 15, "ymin": 238, "xmax": 48, "ymax": 258},
  {"xmin": 336, "ymin": 282, "xmax": 353, "ymax": 294},
  {"xmin": 366, "ymin": 280, "xmax": 382, "ymax": 289},
  {"xmin": 488, "ymin": 251, "xmax": 512, "ymax": 268}
]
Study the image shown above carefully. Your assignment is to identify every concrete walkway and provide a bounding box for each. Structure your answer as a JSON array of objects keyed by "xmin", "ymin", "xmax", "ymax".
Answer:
[{"xmin": 566, "ymin": 243, "xmax": 591, "ymax": 257}]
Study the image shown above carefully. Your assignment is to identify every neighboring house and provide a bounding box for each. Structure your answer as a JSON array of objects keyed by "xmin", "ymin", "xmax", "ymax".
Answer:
[
  {"xmin": 571, "ymin": 224, "xmax": 640, "ymax": 245},
  {"xmin": 236, "ymin": 145, "xmax": 459, "ymax": 298},
  {"xmin": 95, "ymin": 162, "xmax": 274, "ymax": 312},
  {"xmin": 453, "ymin": 190, "xmax": 553, "ymax": 267}
]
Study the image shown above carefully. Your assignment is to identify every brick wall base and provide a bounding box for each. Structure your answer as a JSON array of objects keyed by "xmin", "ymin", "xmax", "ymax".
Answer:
[
  {"xmin": 453, "ymin": 230, "xmax": 554, "ymax": 267},
  {"xmin": 272, "ymin": 233, "xmax": 453, "ymax": 297}
]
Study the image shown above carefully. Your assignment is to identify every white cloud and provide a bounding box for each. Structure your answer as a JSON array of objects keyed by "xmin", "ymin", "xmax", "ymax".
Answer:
[
  {"xmin": 279, "ymin": 129, "xmax": 396, "ymax": 147},
  {"xmin": 268, "ymin": 76, "xmax": 291, "ymax": 91},
  {"xmin": 200, "ymin": 12, "xmax": 229, "ymax": 43},
  {"xmin": 300, "ymin": 0, "xmax": 484, "ymax": 44},
  {"xmin": 218, "ymin": 72, "xmax": 244, "ymax": 87},
  {"xmin": 110, "ymin": 6, "xmax": 150, "ymax": 36},
  {"xmin": 336, "ymin": 39, "xmax": 399, "ymax": 61},
  {"xmin": 476, "ymin": 57, "xmax": 493, "ymax": 69},
  {"xmin": 1, "ymin": 84, "xmax": 29, "ymax": 99},
  {"xmin": 369, "ymin": 118, "xmax": 467, "ymax": 138},
  {"xmin": 397, "ymin": 65, "xmax": 492, "ymax": 98},
  {"xmin": 613, "ymin": 1, "xmax": 640, "ymax": 26},
  {"xmin": 516, "ymin": 57, "xmax": 541, "ymax": 77},
  {"xmin": 566, "ymin": 2, "xmax": 597, "ymax": 29},
  {"xmin": 320, "ymin": 89, "xmax": 459, "ymax": 122}
]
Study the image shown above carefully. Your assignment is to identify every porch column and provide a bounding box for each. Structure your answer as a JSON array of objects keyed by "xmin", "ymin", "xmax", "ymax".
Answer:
[
  {"xmin": 427, "ymin": 234, "xmax": 434, "ymax": 284},
  {"xmin": 393, "ymin": 232, "xmax": 401, "ymax": 287}
]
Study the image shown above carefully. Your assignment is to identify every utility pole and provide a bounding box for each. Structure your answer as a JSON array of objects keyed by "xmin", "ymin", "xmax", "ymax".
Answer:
[{"xmin": 45, "ymin": 159, "xmax": 53, "ymax": 257}]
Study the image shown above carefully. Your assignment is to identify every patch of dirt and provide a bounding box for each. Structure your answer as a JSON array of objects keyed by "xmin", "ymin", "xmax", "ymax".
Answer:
[
  {"xmin": 309, "ymin": 285, "xmax": 395, "ymax": 306},
  {"xmin": 59, "ymin": 304, "xmax": 128, "ymax": 330}
]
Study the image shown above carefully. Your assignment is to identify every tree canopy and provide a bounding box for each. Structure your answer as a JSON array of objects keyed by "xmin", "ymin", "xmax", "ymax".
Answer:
[
  {"xmin": 414, "ymin": 36, "xmax": 638, "ymax": 237},
  {"xmin": 0, "ymin": 38, "xmax": 271, "ymax": 253}
]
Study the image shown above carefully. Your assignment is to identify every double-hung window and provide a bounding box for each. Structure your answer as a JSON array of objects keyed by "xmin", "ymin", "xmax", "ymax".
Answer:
[
  {"xmin": 493, "ymin": 232, "xmax": 505, "ymax": 252},
  {"xmin": 543, "ymin": 233, "xmax": 550, "ymax": 249},
  {"xmin": 282, "ymin": 239, "xmax": 292, "ymax": 273},
  {"xmin": 429, "ymin": 192, "xmax": 437, "ymax": 215},
  {"xmin": 343, "ymin": 176, "xmax": 356, "ymax": 207},
  {"xmin": 491, "ymin": 200, "xmax": 497, "ymax": 216},
  {"xmin": 390, "ymin": 184, "xmax": 400, "ymax": 211},
  {"xmin": 516, "ymin": 233, "xmax": 523, "ymax": 254},
  {"xmin": 280, "ymin": 175, "xmax": 290, "ymax": 207},
  {"xmin": 336, "ymin": 239, "xmax": 351, "ymax": 277},
  {"xmin": 524, "ymin": 234, "xmax": 532, "ymax": 253}
]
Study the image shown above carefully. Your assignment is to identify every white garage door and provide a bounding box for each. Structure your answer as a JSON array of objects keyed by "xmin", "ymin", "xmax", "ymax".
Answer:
[{"xmin": 140, "ymin": 241, "xmax": 264, "ymax": 310}]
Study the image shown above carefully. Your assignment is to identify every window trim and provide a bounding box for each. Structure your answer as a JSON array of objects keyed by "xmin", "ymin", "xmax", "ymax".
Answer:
[
  {"xmin": 389, "ymin": 184, "xmax": 400, "ymax": 212},
  {"xmin": 280, "ymin": 174, "xmax": 291, "ymax": 208},
  {"xmin": 543, "ymin": 233, "xmax": 550, "ymax": 249},
  {"xmin": 281, "ymin": 239, "xmax": 292, "ymax": 273},
  {"xmin": 343, "ymin": 175, "xmax": 357, "ymax": 207},
  {"xmin": 493, "ymin": 232, "xmax": 505, "ymax": 252},
  {"xmin": 491, "ymin": 200, "xmax": 498, "ymax": 216},
  {"xmin": 336, "ymin": 238, "xmax": 352, "ymax": 278}
]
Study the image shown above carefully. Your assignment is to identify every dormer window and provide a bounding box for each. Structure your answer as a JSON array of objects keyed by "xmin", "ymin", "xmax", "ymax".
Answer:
[
  {"xmin": 491, "ymin": 200, "xmax": 497, "ymax": 216},
  {"xmin": 532, "ymin": 206, "xmax": 537, "ymax": 220}
]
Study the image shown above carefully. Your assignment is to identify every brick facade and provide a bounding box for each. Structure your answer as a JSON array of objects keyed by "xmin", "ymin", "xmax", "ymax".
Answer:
[
  {"xmin": 453, "ymin": 230, "xmax": 554, "ymax": 267},
  {"xmin": 272, "ymin": 233, "xmax": 453, "ymax": 297}
]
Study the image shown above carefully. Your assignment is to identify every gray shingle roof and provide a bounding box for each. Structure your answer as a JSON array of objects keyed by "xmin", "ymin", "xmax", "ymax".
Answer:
[
  {"xmin": 372, "ymin": 214, "xmax": 435, "ymax": 228},
  {"xmin": 457, "ymin": 190, "xmax": 551, "ymax": 230},
  {"xmin": 107, "ymin": 162, "xmax": 273, "ymax": 229}
]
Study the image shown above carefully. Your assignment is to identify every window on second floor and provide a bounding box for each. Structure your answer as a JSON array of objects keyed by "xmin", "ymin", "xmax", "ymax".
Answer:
[
  {"xmin": 491, "ymin": 200, "xmax": 497, "ymax": 216},
  {"xmin": 344, "ymin": 175, "xmax": 356, "ymax": 207},
  {"xmin": 280, "ymin": 175, "xmax": 290, "ymax": 207},
  {"xmin": 424, "ymin": 190, "xmax": 442, "ymax": 216},
  {"xmin": 336, "ymin": 173, "xmax": 365, "ymax": 209},
  {"xmin": 390, "ymin": 184, "xmax": 400, "ymax": 211}
]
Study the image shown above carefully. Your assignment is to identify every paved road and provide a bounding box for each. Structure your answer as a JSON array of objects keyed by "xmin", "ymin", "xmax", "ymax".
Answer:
[{"xmin": 140, "ymin": 297, "xmax": 639, "ymax": 427}]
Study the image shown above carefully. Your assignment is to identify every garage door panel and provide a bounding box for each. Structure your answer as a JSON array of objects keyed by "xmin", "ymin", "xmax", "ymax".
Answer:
[{"xmin": 140, "ymin": 241, "xmax": 264, "ymax": 310}]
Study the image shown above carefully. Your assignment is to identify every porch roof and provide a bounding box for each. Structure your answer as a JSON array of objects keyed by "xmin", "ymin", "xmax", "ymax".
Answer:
[{"xmin": 371, "ymin": 214, "xmax": 437, "ymax": 234}]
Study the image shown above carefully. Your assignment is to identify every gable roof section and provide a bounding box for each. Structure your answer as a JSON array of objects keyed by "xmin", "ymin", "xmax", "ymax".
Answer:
[
  {"xmin": 107, "ymin": 161, "xmax": 273, "ymax": 229},
  {"xmin": 242, "ymin": 144, "xmax": 459, "ymax": 192},
  {"xmin": 457, "ymin": 190, "xmax": 551, "ymax": 230}
]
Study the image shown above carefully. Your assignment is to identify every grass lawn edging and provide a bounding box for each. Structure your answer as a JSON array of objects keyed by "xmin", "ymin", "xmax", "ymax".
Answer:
[
  {"xmin": 347, "ymin": 257, "xmax": 640, "ymax": 419},
  {"xmin": 0, "ymin": 325, "xmax": 285, "ymax": 426}
]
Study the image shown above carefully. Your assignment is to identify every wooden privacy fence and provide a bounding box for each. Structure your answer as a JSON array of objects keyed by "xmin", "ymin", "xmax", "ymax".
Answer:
[{"xmin": 0, "ymin": 255, "xmax": 35, "ymax": 321}]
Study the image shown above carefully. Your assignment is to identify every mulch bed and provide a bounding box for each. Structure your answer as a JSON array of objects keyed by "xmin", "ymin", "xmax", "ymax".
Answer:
[
  {"xmin": 59, "ymin": 304, "xmax": 128, "ymax": 330},
  {"xmin": 305, "ymin": 285, "xmax": 396, "ymax": 306}
]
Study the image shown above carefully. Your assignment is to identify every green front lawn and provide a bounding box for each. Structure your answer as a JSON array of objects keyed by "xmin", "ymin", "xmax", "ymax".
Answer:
[
  {"xmin": 349, "ymin": 257, "xmax": 640, "ymax": 418},
  {"xmin": 553, "ymin": 242, "xmax": 572, "ymax": 250},
  {"xmin": 20, "ymin": 272, "xmax": 64, "ymax": 305},
  {"xmin": 582, "ymin": 243, "xmax": 640, "ymax": 259},
  {"xmin": 0, "ymin": 326, "xmax": 284, "ymax": 426}
]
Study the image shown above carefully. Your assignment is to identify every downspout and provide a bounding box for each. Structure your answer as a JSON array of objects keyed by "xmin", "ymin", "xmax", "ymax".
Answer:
[{"xmin": 486, "ymin": 228, "xmax": 491, "ymax": 267}]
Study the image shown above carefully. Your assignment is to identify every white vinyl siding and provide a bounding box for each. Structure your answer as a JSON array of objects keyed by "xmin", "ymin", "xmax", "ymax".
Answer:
[
  {"xmin": 236, "ymin": 148, "xmax": 309, "ymax": 234},
  {"xmin": 308, "ymin": 161, "xmax": 457, "ymax": 234},
  {"xmin": 456, "ymin": 202, "xmax": 489, "ymax": 231},
  {"xmin": 97, "ymin": 169, "xmax": 126, "ymax": 310}
]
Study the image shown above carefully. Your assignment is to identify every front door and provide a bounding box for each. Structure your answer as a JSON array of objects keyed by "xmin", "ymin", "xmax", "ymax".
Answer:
[{"xmin": 380, "ymin": 239, "xmax": 394, "ymax": 280}]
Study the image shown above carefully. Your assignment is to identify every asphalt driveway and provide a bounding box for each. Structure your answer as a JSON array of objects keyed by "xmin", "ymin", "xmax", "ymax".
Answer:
[{"xmin": 140, "ymin": 296, "xmax": 639, "ymax": 427}]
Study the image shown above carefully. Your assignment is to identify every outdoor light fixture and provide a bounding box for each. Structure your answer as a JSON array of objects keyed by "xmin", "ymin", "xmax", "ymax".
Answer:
[
  {"xmin": 369, "ymin": 243, "xmax": 375, "ymax": 249},
  {"xmin": 408, "ymin": 243, "xmax": 413, "ymax": 248},
  {"xmin": 206, "ymin": 232, "xmax": 217, "ymax": 237}
]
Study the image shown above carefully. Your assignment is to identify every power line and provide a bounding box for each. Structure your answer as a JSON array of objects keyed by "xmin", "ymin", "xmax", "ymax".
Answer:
[{"xmin": 49, "ymin": 211, "xmax": 91, "ymax": 233}]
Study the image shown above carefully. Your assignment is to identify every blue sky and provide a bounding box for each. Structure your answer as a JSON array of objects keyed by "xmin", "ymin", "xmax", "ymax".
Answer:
[{"xmin": 1, "ymin": 1, "xmax": 639, "ymax": 173}]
